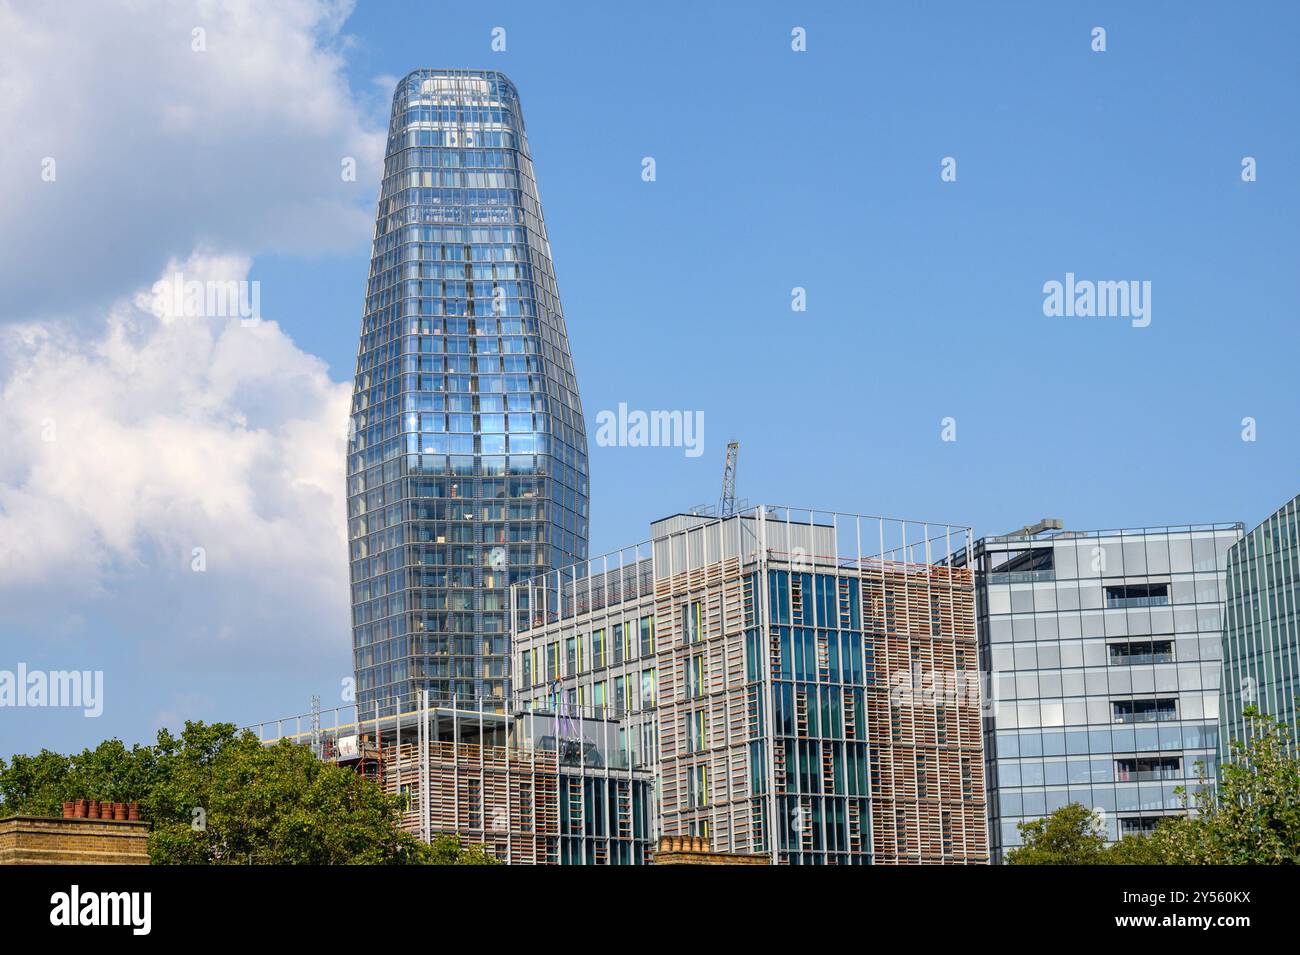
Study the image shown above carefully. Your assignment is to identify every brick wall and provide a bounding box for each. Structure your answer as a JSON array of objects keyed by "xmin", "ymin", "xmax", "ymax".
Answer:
[{"xmin": 0, "ymin": 816, "xmax": 150, "ymax": 865}]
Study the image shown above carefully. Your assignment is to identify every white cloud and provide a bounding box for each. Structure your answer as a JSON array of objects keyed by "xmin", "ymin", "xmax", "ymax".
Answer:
[
  {"xmin": 0, "ymin": 0, "xmax": 384, "ymax": 321},
  {"xmin": 0, "ymin": 1, "xmax": 379, "ymax": 745},
  {"xmin": 0, "ymin": 252, "xmax": 352, "ymax": 669}
]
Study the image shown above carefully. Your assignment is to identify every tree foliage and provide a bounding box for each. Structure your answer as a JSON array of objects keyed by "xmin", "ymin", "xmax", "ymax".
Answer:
[
  {"xmin": 1011, "ymin": 709, "xmax": 1300, "ymax": 865},
  {"xmin": 426, "ymin": 833, "xmax": 500, "ymax": 865},
  {"xmin": 1006, "ymin": 802, "xmax": 1108, "ymax": 865},
  {"xmin": 0, "ymin": 721, "xmax": 499, "ymax": 865}
]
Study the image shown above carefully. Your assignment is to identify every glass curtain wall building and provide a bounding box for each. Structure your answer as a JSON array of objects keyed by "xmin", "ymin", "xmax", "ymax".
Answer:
[
  {"xmin": 1220, "ymin": 493, "xmax": 1300, "ymax": 752},
  {"xmin": 957, "ymin": 522, "xmax": 1242, "ymax": 860},
  {"xmin": 348, "ymin": 70, "xmax": 589, "ymax": 715}
]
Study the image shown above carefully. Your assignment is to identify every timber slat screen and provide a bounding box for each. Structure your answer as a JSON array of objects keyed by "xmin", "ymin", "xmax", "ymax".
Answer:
[
  {"xmin": 656, "ymin": 558, "xmax": 756, "ymax": 853},
  {"xmin": 510, "ymin": 507, "xmax": 989, "ymax": 865},
  {"xmin": 861, "ymin": 565, "xmax": 987, "ymax": 863},
  {"xmin": 384, "ymin": 740, "xmax": 560, "ymax": 864}
]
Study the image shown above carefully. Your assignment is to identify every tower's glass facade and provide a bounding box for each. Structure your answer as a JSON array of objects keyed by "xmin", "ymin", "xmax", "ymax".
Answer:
[
  {"xmin": 348, "ymin": 70, "xmax": 588, "ymax": 714},
  {"xmin": 1221, "ymin": 494, "xmax": 1300, "ymax": 752}
]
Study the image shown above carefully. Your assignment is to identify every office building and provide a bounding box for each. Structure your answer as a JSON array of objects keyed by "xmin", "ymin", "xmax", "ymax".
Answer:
[
  {"xmin": 251, "ymin": 698, "xmax": 653, "ymax": 865},
  {"xmin": 514, "ymin": 506, "xmax": 989, "ymax": 864},
  {"xmin": 956, "ymin": 521, "xmax": 1242, "ymax": 859},
  {"xmin": 1220, "ymin": 493, "xmax": 1300, "ymax": 751}
]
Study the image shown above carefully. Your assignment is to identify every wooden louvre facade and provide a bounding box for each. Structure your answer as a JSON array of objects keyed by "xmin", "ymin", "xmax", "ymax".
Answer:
[
  {"xmin": 381, "ymin": 738, "xmax": 652, "ymax": 865},
  {"xmin": 250, "ymin": 700, "xmax": 653, "ymax": 866},
  {"xmin": 385, "ymin": 739, "xmax": 560, "ymax": 864},
  {"xmin": 513, "ymin": 507, "xmax": 990, "ymax": 865},
  {"xmin": 859, "ymin": 563, "xmax": 988, "ymax": 863},
  {"xmin": 654, "ymin": 555, "xmax": 760, "ymax": 852}
]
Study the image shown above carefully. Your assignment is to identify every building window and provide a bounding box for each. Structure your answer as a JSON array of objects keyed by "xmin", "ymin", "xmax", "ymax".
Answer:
[
  {"xmin": 1108, "ymin": 639, "xmax": 1174, "ymax": 665},
  {"xmin": 1115, "ymin": 756, "xmax": 1181, "ymax": 782},
  {"xmin": 1105, "ymin": 583, "xmax": 1169, "ymax": 609},
  {"xmin": 688, "ymin": 654, "xmax": 704, "ymax": 699},
  {"xmin": 640, "ymin": 616, "xmax": 655, "ymax": 657},
  {"xmin": 682, "ymin": 601, "xmax": 702, "ymax": 644},
  {"xmin": 687, "ymin": 709, "xmax": 706, "ymax": 753},
  {"xmin": 640, "ymin": 669, "xmax": 656, "ymax": 709},
  {"xmin": 1112, "ymin": 698, "xmax": 1178, "ymax": 724},
  {"xmin": 688, "ymin": 764, "xmax": 708, "ymax": 808},
  {"xmin": 985, "ymin": 546, "xmax": 1054, "ymax": 580},
  {"xmin": 1120, "ymin": 817, "xmax": 1159, "ymax": 836},
  {"xmin": 612, "ymin": 622, "xmax": 625, "ymax": 663},
  {"xmin": 591, "ymin": 628, "xmax": 606, "ymax": 668}
]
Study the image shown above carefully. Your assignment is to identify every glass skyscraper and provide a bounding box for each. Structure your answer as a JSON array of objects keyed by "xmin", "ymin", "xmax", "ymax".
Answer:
[
  {"xmin": 348, "ymin": 70, "xmax": 589, "ymax": 715},
  {"xmin": 958, "ymin": 522, "xmax": 1242, "ymax": 860},
  {"xmin": 1220, "ymin": 493, "xmax": 1300, "ymax": 752}
]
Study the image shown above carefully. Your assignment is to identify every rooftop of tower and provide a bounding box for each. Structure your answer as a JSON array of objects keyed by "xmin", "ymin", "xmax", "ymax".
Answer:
[{"xmin": 397, "ymin": 67, "xmax": 517, "ymax": 93}]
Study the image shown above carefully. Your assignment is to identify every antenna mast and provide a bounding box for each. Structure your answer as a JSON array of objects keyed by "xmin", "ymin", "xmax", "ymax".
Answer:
[{"xmin": 719, "ymin": 441, "xmax": 739, "ymax": 517}]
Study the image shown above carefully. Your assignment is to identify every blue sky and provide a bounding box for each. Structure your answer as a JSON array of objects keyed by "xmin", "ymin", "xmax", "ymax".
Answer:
[
  {"xmin": 1, "ymin": 0, "xmax": 1296, "ymax": 758},
  {"xmin": 268, "ymin": 0, "xmax": 1298, "ymax": 544}
]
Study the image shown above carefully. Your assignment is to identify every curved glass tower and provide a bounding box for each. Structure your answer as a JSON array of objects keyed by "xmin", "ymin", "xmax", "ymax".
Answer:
[{"xmin": 348, "ymin": 69, "xmax": 588, "ymax": 714}]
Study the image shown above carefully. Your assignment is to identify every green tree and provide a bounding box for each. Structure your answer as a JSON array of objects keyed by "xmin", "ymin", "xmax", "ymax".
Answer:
[
  {"xmin": 1014, "ymin": 709, "xmax": 1300, "ymax": 865},
  {"xmin": 1007, "ymin": 802, "xmax": 1109, "ymax": 865},
  {"xmin": 1105, "ymin": 831, "xmax": 1167, "ymax": 865},
  {"xmin": 0, "ymin": 738, "xmax": 157, "ymax": 816},
  {"xmin": 1117, "ymin": 708, "xmax": 1300, "ymax": 865},
  {"xmin": 426, "ymin": 834, "xmax": 500, "ymax": 865},
  {"xmin": 0, "ymin": 721, "xmax": 498, "ymax": 865}
]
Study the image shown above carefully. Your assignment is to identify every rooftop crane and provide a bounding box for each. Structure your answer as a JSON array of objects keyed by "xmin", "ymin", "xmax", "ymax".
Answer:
[{"xmin": 719, "ymin": 441, "xmax": 739, "ymax": 517}]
